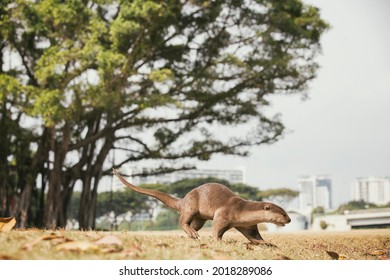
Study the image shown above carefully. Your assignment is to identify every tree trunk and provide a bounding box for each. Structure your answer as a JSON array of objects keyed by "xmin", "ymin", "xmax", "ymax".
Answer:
[
  {"xmin": 18, "ymin": 183, "xmax": 33, "ymax": 227},
  {"xmin": 17, "ymin": 128, "xmax": 49, "ymax": 227},
  {"xmin": 0, "ymin": 46, "xmax": 7, "ymax": 217},
  {"xmin": 60, "ymin": 173, "xmax": 76, "ymax": 228},
  {"xmin": 0, "ymin": 159, "xmax": 9, "ymax": 217},
  {"xmin": 45, "ymin": 162, "xmax": 64, "ymax": 228},
  {"xmin": 78, "ymin": 131, "xmax": 114, "ymax": 229},
  {"xmin": 34, "ymin": 165, "xmax": 47, "ymax": 227},
  {"xmin": 0, "ymin": 98, "xmax": 10, "ymax": 217},
  {"xmin": 44, "ymin": 125, "xmax": 70, "ymax": 229},
  {"xmin": 79, "ymin": 173, "xmax": 94, "ymax": 229}
]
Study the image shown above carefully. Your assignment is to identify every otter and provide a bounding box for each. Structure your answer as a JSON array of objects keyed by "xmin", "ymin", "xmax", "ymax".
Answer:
[{"xmin": 113, "ymin": 169, "xmax": 291, "ymax": 245}]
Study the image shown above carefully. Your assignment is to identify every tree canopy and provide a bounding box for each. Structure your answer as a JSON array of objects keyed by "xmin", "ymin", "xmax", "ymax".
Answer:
[
  {"xmin": 257, "ymin": 187, "xmax": 299, "ymax": 206},
  {"xmin": 333, "ymin": 200, "xmax": 388, "ymax": 214},
  {"xmin": 0, "ymin": 0, "xmax": 328, "ymax": 229}
]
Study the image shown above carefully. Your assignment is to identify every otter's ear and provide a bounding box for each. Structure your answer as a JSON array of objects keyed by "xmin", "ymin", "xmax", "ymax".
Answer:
[{"xmin": 264, "ymin": 205, "xmax": 270, "ymax": 211}]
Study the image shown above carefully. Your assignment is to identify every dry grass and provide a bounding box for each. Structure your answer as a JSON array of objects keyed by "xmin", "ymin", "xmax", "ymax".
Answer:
[{"xmin": 0, "ymin": 228, "xmax": 389, "ymax": 260}]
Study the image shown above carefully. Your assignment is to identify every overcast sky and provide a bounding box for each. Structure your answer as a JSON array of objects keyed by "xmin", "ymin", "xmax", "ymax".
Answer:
[{"xmin": 197, "ymin": 0, "xmax": 390, "ymax": 208}]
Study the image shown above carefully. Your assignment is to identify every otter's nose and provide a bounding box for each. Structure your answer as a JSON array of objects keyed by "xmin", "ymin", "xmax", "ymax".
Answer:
[{"xmin": 285, "ymin": 215, "xmax": 291, "ymax": 223}]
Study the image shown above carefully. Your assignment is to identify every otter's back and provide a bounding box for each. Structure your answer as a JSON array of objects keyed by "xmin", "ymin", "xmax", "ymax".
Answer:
[{"xmin": 181, "ymin": 183, "xmax": 238, "ymax": 219}]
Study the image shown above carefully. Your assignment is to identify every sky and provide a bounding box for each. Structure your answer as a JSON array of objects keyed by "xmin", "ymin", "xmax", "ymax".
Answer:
[{"xmin": 197, "ymin": 0, "xmax": 390, "ymax": 208}]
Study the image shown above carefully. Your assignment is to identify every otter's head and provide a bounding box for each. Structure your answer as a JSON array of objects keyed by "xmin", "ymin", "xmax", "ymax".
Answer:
[{"xmin": 262, "ymin": 202, "xmax": 291, "ymax": 226}]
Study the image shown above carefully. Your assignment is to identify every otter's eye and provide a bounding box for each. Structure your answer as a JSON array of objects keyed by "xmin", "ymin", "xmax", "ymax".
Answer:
[{"xmin": 264, "ymin": 205, "xmax": 270, "ymax": 211}]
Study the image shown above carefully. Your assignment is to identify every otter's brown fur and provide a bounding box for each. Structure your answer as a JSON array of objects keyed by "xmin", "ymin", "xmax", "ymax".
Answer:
[{"xmin": 113, "ymin": 169, "xmax": 291, "ymax": 245}]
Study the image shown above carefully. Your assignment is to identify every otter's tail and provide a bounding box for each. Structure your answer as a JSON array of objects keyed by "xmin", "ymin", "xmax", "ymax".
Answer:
[{"xmin": 112, "ymin": 169, "xmax": 180, "ymax": 212}]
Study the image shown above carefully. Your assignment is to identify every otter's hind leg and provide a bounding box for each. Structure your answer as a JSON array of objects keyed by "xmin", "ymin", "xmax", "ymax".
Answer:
[
  {"xmin": 235, "ymin": 225, "xmax": 276, "ymax": 247},
  {"xmin": 235, "ymin": 225, "xmax": 263, "ymax": 243},
  {"xmin": 212, "ymin": 212, "xmax": 231, "ymax": 241}
]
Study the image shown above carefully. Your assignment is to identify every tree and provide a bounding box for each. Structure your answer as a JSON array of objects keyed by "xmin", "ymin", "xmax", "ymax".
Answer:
[
  {"xmin": 0, "ymin": 0, "xmax": 328, "ymax": 229},
  {"xmin": 230, "ymin": 183, "xmax": 260, "ymax": 201},
  {"xmin": 334, "ymin": 200, "xmax": 379, "ymax": 214},
  {"xmin": 257, "ymin": 188, "xmax": 299, "ymax": 207},
  {"xmin": 311, "ymin": 206, "xmax": 324, "ymax": 224},
  {"xmin": 319, "ymin": 220, "xmax": 328, "ymax": 230},
  {"xmin": 69, "ymin": 189, "xmax": 156, "ymax": 229},
  {"xmin": 150, "ymin": 209, "xmax": 180, "ymax": 231}
]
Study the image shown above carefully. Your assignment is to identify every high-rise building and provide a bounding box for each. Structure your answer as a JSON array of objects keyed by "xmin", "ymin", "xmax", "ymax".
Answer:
[
  {"xmin": 298, "ymin": 175, "xmax": 332, "ymax": 211},
  {"xmin": 118, "ymin": 166, "xmax": 245, "ymax": 187},
  {"xmin": 351, "ymin": 177, "xmax": 390, "ymax": 205}
]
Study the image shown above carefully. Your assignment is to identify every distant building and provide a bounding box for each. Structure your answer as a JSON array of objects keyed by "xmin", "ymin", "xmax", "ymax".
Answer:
[
  {"xmin": 119, "ymin": 166, "xmax": 245, "ymax": 186},
  {"xmin": 141, "ymin": 168, "xmax": 245, "ymax": 185},
  {"xmin": 312, "ymin": 208, "xmax": 390, "ymax": 231},
  {"xmin": 351, "ymin": 177, "xmax": 390, "ymax": 205},
  {"xmin": 298, "ymin": 175, "xmax": 332, "ymax": 212}
]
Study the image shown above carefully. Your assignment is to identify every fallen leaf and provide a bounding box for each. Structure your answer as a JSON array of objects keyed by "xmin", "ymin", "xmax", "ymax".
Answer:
[
  {"xmin": 338, "ymin": 255, "xmax": 348, "ymax": 260},
  {"xmin": 274, "ymin": 254, "xmax": 292, "ymax": 260},
  {"xmin": 326, "ymin": 250, "xmax": 339, "ymax": 260},
  {"xmin": 378, "ymin": 255, "xmax": 390, "ymax": 260},
  {"xmin": 94, "ymin": 235, "xmax": 122, "ymax": 246},
  {"xmin": 0, "ymin": 255, "xmax": 17, "ymax": 260},
  {"xmin": 21, "ymin": 233, "xmax": 71, "ymax": 251},
  {"xmin": 94, "ymin": 235, "xmax": 123, "ymax": 253},
  {"xmin": 0, "ymin": 217, "xmax": 16, "ymax": 232},
  {"xmin": 55, "ymin": 241, "xmax": 99, "ymax": 252},
  {"xmin": 41, "ymin": 233, "xmax": 66, "ymax": 241},
  {"xmin": 367, "ymin": 249, "xmax": 386, "ymax": 256},
  {"xmin": 325, "ymin": 250, "xmax": 349, "ymax": 260},
  {"xmin": 156, "ymin": 242, "xmax": 171, "ymax": 248}
]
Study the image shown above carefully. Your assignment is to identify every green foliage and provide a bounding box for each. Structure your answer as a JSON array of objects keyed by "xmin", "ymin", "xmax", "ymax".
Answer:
[
  {"xmin": 149, "ymin": 209, "xmax": 180, "ymax": 231},
  {"xmin": 334, "ymin": 200, "xmax": 380, "ymax": 214},
  {"xmin": 311, "ymin": 206, "xmax": 325, "ymax": 224},
  {"xmin": 312, "ymin": 206, "xmax": 325, "ymax": 215},
  {"xmin": 67, "ymin": 192, "xmax": 81, "ymax": 220},
  {"xmin": 68, "ymin": 189, "xmax": 155, "ymax": 221},
  {"xmin": 149, "ymin": 68, "xmax": 174, "ymax": 83},
  {"xmin": 257, "ymin": 188, "xmax": 299, "ymax": 200},
  {"xmin": 96, "ymin": 190, "xmax": 148, "ymax": 217},
  {"xmin": 257, "ymin": 188, "xmax": 299, "ymax": 206},
  {"xmin": 230, "ymin": 183, "xmax": 260, "ymax": 201},
  {"xmin": 320, "ymin": 220, "xmax": 329, "ymax": 230}
]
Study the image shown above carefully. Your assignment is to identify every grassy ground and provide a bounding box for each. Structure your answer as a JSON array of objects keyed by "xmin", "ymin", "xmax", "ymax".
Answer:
[{"xmin": 0, "ymin": 228, "xmax": 389, "ymax": 260}]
